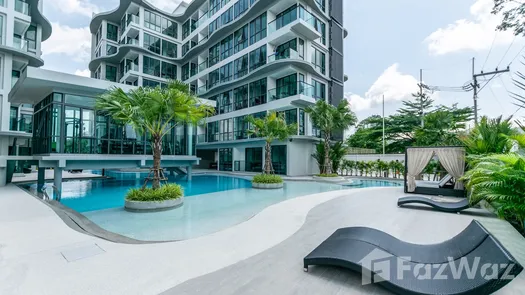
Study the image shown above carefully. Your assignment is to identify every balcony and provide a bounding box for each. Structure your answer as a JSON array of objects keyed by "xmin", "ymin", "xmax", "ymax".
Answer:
[
  {"xmin": 268, "ymin": 81, "xmax": 318, "ymax": 103},
  {"xmin": 197, "ymin": 84, "xmax": 207, "ymax": 95},
  {"xmin": 15, "ymin": 0, "xmax": 30, "ymax": 15},
  {"xmin": 121, "ymin": 14, "xmax": 140, "ymax": 40},
  {"xmin": 268, "ymin": 48, "xmax": 301, "ymax": 63},
  {"xmin": 198, "ymin": 59, "xmax": 208, "ymax": 73},
  {"xmin": 267, "ymin": 6, "xmax": 322, "ymax": 45},
  {"xmin": 119, "ymin": 38, "xmax": 139, "ymax": 46},
  {"xmin": 190, "ymin": 12, "xmax": 208, "ymax": 35},
  {"xmin": 13, "ymin": 36, "xmax": 29, "ymax": 52}
]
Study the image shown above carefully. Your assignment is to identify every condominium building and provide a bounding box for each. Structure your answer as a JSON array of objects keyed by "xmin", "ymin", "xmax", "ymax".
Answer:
[
  {"xmin": 0, "ymin": 0, "xmax": 51, "ymax": 183},
  {"xmin": 89, "ymin": 0, "xmax": 346, "ymax": 176}
]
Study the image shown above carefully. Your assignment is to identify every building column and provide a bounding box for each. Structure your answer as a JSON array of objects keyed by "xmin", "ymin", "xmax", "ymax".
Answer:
[
  {"xmin": 186, "ymin": 165, "xmax": 192, "ymax": 181},
  {"xmin": 37, "ymin": 167, "xmax": 45, "ymax": 191},
  {"xmin": 53, "ymin": 168, "xmax": 63, "ymax": 200}
]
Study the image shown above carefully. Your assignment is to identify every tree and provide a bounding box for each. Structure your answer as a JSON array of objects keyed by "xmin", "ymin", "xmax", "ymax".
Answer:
[
  {"xmin": 460, "ymin": 116, "xmax": 524, "ymax": 155},
  {"xmin": 492, "ymin": 0, "xmax": 525, "ymax": 36},
  {"xmin": 95, "ymin": 80, "xmax": 213, "ymax": 189},
  {"xmin": 414, "ymin": 104, "xmax": 473, "ymax": 146},
  {"xmin": 246, "ymin": 112, "xmax": 297, "ymax": 174},
  {"xmin": 330, "ymin": 141, "xmax": 347, "ymax": 175},
  {"xmin": 399, "ymin": 91, "xmax": 434, "ymax": 126},
  {"xmin": 305, "ymin": 100, "xmax": 357, "ymax": 174}
]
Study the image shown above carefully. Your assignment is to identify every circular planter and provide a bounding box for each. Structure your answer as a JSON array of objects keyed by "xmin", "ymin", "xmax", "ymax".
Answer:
[
  {"xmin": 252, "ymin": 182, "xmax": 284, "ymax": 189},
  {"xmin": 312, "ymin": 176, "xmax": 346, "ymax": 183},
  {"xmin": 124, "ymin": 196, "xmax": 184, "ymax": 212}
]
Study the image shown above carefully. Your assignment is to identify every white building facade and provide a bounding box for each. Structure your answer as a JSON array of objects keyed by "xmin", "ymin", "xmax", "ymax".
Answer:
[
  {"xmin": 90, "ymin": 0, "xmax": 346, "ymax": 176},
  {"xmin": 0, "ymin": 0, "xmax": 51, "ymax": 184}
]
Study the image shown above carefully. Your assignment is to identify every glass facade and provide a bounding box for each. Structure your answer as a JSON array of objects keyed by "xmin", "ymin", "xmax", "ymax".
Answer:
[
  {"xmin": 271, "ymin": 145, "xmax": 287, "ymax": 175},
  {"xmin": 32, "ymin": 92, "xmax": 195, "ymax": 156},
  {"xmin": 245, "ymin": 147, "xmax": 262, "ymax": 172},
  {"xmin": 219, "ymin": 148, "xmax": 233, "ymax": 171}
]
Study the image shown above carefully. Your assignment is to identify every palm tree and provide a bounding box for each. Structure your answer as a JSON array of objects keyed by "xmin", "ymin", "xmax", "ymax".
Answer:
[
  {"xmin": 462, "ymin": 153, "xmax": 525, "ymax": 231},
  {"xmin": 330, "ymin": 141, "xmax": 347, "ymax": 175},
  {"xmin": 461, "ymin": 116, "xmax": 525, "ymax": 155},
  {"xmin": 95, "ymin": 80, "xmax": 213, "ymax": 189},
  {"xmin": 246, "ymin": 112, "xmax": 297, "ymax": 174},
  {"xmin": 305, "ymin": 100, "xmax": 357, "ymax": 174}
]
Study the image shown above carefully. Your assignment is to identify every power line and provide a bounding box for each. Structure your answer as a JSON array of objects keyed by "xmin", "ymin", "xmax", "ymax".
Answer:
[
  {"xmin": 508, "ymin": 42, "xmax": 525, "ymax": 66},
  {"xmin": 483, "ymin": 32, "xmax": 497, "ymax": 71},
  {"xmin": 488, "ymin": 82, "xmax": 507, "ymax": 113},
  {"xmin": 498, "ymin": 35, "xmax": 517, "ymax": 68}
]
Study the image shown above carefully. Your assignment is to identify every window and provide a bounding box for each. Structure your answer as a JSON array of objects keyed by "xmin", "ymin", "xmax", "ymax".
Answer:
[
  {"xmin": 249, "ymin": 12, "xmax": 266, "ymax": 44},
  {"xmin": 234, "ymin": 24, "xmax": 248, "ymax": 53},
  {"xmin": 209, "ymin": 43, "xmax": 220, "ymax": 66},
  {"xmin": 275, "ymin": 39, "xmax": 297, "ymax": 60},
  {"xmin": 106, "ymin": 23, "xmax": 118, "ymax": 41},
  {"xmin": 249, "ymin": 78, "xmax": 267, "ymax": 106},
  {"xmin": 234, "ymin": 85, "xmax": 248, "ymax": 110},
  {"xmin": 0, "ymin": 15, "xmax": 3, "ymax": 45},
  {"xmin": 105, "ymin": 65, "xmax": 117, "ymax": 82},
  {"xmin": 162, "ymin": 39, "xmax": 177, "ymax": 58},
  {"xmin": 312, "ymin": 48, "xmax": 326, "ymax": 74},
  {"xmin": 106, "ymin": 44, "xmax": 117, "ymax": 55},
  {"xmin": 25, "ymin": 24, "xmax": 36, "ymax": 50},
  {"xmin": 275, "ymin": 74, "xmax": 297, "ymax": 99},
  {"xmin": 161, "ymin": 62, "xmax": 177, "ymax": 80},
  {"xmin": 143, "ymin": 33, "xmax": 161, "ymax": 54},
  {"xmin": 181, "ymin": 63, "xmax": 190, "ymax": 80},
  {"xmin": 279, "ymin": 109, "xmax": 298, "ymax": 127},
  {"xmin": 219, "ymin": 62, "xmax": 233, "ymax": 83},
  {"xmin": 144, "ymin": 10, "xmax": 162, "ymax": 32},
  {"xmin": 209, "ymin": 17, "xmax": 221, "ymax": 35},
  {"xmin": 219, "ymin": 148, "xmax": 233, "ymax": 171},
  {"xmin": 209, "ymin": 0, "xmax": 221, "ymax": 17},
  {"xmin": 298, "ymin": 39, "xmax": 304, "ymax": 59},
  {"xmin": 209, "ymin": 69, "xmax": 220, "ymax": 88},
  {"xmin": 220, "ymin": 35, "xmax": 233, "ymax": 60},
  {"xmin": 275, "ymin": 5, "xmax": 298, "ymax": 30},
  {"xmin": 234, "ymin": 54, "xmax": 248, "ymax": 79},
  {"xmin": 162, "ymin": 19, "xmax": 177, "ymax": 38},
  {"xmin": 299, "ymin": 108, "xmax": 305, "ymax": 135},
  {"xmin": 315, "ymin": 0, "xmax": 326, "ymax": 12},
  {"xmin": 143, "ymin": 79, "xmax": 161, "ymax": 88},
  {"xmin": 143, "ymin": 56, "xmax": 161, "ymax": 77},
  {"xmin": 318, "ymin": 21, "xmax": 326, "ymax": 45},
  {"xmin": 182, "ymin": 20, "xmax": 190, "ymax": 39},
  {"xmin": 234, "ymin": 0, "xmax": 249, "ymax": 18},
  {"xmin": 9, "ymin": 106, "xmax": 17, "ymax": 131},
  {"xmin": 312, "ymin": 79, "xmax": 325, "ymax": 100},
  {"xmin": 249, "ymin": 44, "xmax": 266, "ymax": 71},
  {"xmin": 221, "ymin": 6, "xmax": 233, "ymax": 26},
  {"xmin": 96, "ymin": 25, "xmax": 102, "ymax": 46},
  {"xmin": 218, "ymin": 90, "xmax": 233, "ymax": 114},
  {"xmin": 234, "ymin": 116, "xmax": 249, "ymax": 140},
  {"xmin": 182, "ymin": 42, "xmax": 190, "ymax": 56}
]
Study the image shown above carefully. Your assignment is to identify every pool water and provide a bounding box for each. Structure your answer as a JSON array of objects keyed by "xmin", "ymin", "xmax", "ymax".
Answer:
[{"xmin": 21, "ymin": 174, "xmax": 401, "ymax": 241}]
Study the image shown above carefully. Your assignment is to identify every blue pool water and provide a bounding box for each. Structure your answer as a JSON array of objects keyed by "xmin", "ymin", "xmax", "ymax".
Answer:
[{"xmin": 21, "ymin": 174, "xmax": 401, "ymax": 241}]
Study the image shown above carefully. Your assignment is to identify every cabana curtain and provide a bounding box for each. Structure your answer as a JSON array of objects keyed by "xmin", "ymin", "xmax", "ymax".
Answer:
[
  {"xmin": 406, "ymin": 148, "xmax": 435, "ymax": 192},
  {"xmin": 406, "ymin": 147, "xmax": 466, "ymax": 192}
]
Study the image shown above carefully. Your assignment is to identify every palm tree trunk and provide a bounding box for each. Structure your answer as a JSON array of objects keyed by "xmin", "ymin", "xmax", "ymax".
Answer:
[
  {"xmin": 323, "ymin": 135, "xmax": 331, "ymax": 174},
  {"xmin": 264, "ymin": 141, "xmax": 272, "ymax": 174},
  {"xmin": 152, "ymin": 135, "xmax": 162, "ymax": 189}
]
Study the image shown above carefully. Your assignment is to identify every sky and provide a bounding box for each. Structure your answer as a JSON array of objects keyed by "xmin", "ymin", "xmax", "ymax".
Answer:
[{"xmin": 40, "ymin": 0, "xmax": 525, "ymax": 124}]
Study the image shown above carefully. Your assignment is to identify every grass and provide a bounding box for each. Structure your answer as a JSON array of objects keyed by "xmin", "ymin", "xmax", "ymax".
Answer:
[
  {"xmin": 316, "ymin": 173, "xmax": 340, "ymax": 178},
  {"xmin": 126, "ymin": 184, "xmax": 183, "ymax": 202},
  {"xmin": 252, "ymin": 174, "xmax": 284, "ymax": 184}
]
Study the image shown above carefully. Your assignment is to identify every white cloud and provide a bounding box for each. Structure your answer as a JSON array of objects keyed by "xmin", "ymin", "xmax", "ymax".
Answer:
[
  {"xmin": 75, "ymin": 69, "xmax": 91, "ymax": 77},
  {"xmin": 42, "ymin": 23, "xmax": 91, "ymax": 63},
  {"xmin": 346, "ymin": 63, "xmax": 420, "ymax": 111},
  {"xmin": 425, "ymin": 0, "xmax": 515, "ymax": 55},
  {"xmin": 46, "ymin": 0, "xmax": 100, "ymax": 18}
]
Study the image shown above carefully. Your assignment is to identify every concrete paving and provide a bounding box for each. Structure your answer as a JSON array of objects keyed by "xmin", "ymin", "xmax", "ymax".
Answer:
[{"xmin": 0, "ymin": 184, "xmax": 523, "ymax": 295}]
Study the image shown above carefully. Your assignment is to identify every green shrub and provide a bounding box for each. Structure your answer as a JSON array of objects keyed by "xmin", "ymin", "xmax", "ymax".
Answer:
[
  {"xmin": 252, "ymin": 174, "xmax": 283, "ymax": 184},
  {"xmin": 316, "ymin": 173, "xmax": 340, "ymax": 177},
  {"xmin": 126, "ymin": 184, "xmax": 183, "ymax": 202}
]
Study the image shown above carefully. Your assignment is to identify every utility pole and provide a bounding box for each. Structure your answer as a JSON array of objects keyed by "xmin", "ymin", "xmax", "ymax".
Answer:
[
  {"xmin": 419, "ymin": 69, "xmax": 424, "ymax": 128},
  {"xmin": 471, "ymin": 57, "xmax": 510, "ymax": 125}
]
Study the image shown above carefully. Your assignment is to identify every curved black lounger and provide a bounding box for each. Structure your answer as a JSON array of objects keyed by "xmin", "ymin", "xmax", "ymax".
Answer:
[
  {"xmin": 303, "ymin": 221, "xmax": 523, "ymax": 295},
  {"xmin": 398, "ymin": 196, "xmax": 471, "ymax": 213}
]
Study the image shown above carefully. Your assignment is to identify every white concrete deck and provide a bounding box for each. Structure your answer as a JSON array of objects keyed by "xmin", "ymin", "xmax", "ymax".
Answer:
[
  {"xmin": 10, "ymin": 170, "xmax": 103, "ymax": 183},
  {"xmin": 0, "ymin": 185, "xmax": 523, "ymax": 295}
]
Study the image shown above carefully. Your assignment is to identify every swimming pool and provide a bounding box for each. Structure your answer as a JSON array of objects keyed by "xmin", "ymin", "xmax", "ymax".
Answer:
[{"xmin": 21, "ymin": 174, "xmax": 401, "ymax": 241}]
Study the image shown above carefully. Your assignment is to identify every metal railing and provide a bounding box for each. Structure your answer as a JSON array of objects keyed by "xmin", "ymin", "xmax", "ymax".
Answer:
[{"xmin": 15, "ymin": 0, "xmax": 30, "ymax": 15}]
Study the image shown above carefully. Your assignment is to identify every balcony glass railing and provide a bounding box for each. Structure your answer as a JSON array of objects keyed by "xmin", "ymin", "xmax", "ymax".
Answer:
[
  {"xmin": 268, "ymin": 6, "xmax": 318, "ymax": 35},
  {"xmin": 127, "ymin": 14, "xmax": 139, "ymax": 27},
  {"xmin": 15, "ymin": 0, "xmax": 30, "ymax": 15},
  {"xmin": 267, "ymin": 81, "xmax": 316, "ymax": 102},
  {"xmin": 268, "ymin": 48, "xmax": 299, "ymax": 63},
  {"xmin": 125, "ymin": 63, "xmax": 139, "ymax": 74},
  {"xmin": 197, "ymin": 85, "xmax": 207, "ymax": 95},
  {"xmin": 197, "ymin": 134, "xmax": 206, "ymax": 143},
  {"xmin": 13, "ymin": 36, "xmax": 28, "ymax": 52},
  {"xmin": 198, "ymin": 59, "xmax": 208, "ymax": 72},
  {"xmin": 191, "ymin": 12, "xmax": 208, "ymax": 34},
  {"xmin": 120, "ymin": 38, "xmax": 139, "ymax": 46}
]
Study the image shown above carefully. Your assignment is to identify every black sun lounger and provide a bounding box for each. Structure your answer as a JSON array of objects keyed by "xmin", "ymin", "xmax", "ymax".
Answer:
[
  {"xmin": 397, "ymin": 196, "xmax": 471, "ymax": 213},
  {"xmin": 303, "ymin": 220, "xmax": 523, "ymax": 295}
]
